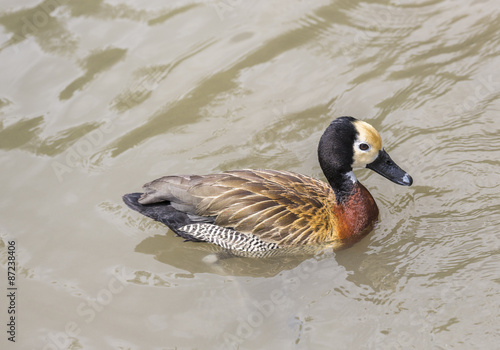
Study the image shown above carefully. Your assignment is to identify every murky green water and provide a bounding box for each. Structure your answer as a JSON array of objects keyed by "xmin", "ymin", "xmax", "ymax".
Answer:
[{"xmin": 1, "ymin": 0, "xmax": 499, "ymax": 349}]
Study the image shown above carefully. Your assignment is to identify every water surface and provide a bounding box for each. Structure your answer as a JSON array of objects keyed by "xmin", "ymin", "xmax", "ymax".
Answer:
[{"xmin": 0, "ymin": 0, "xmax": 499, "ymax": 349}]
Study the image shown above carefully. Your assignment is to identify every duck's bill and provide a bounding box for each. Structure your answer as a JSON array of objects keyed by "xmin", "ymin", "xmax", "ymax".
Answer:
[{"xmin": 366, "ymin": 149, "xmax": 413, "ymax": 186}]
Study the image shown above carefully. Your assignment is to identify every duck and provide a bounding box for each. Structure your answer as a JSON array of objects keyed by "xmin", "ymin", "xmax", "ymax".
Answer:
[{"xmin": 123, "ymin": 116, "xmax": 412, "ymax": 253}]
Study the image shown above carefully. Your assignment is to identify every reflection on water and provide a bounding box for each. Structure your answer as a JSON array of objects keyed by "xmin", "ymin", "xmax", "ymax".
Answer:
[
  {"xmin": 0, "ymin": 0, "xmax": 499, "ymax": 349},
  {"xmin": 135, "ymin": 233, "xmax": 323, "ymax": 277},
  {"xmin": 134, "ymin": 230, "xmax": 356, "ymax": 278},
  {"xmin": 0, "ymin": 0, "xmax": 77, "ymax": 53},
  {"xmin": 59, "ymin": 47, "xmax": 127, "ymax": 100}
]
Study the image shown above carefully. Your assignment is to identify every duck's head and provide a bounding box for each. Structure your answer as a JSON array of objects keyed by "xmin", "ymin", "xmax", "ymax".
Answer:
[{"xmin": 318, "ymin": 116, "xmax": 412, "ymax": 191}]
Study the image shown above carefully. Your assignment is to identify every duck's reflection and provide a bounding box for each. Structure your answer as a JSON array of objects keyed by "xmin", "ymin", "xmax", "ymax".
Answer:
[{"xmin": 134, "ymin": 229, "xmax": 367, "ymax": 277}]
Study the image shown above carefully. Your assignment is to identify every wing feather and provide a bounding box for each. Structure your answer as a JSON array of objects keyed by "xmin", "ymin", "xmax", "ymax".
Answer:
[{"xmin": 139, "ymin": 169, "xmax": 339, "ymax": 246}]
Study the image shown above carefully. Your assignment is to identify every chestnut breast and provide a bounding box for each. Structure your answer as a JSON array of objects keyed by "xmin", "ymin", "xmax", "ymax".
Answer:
[{"xmin": 334, "ymin": 183, "xmax": 379, "ymax": 240}]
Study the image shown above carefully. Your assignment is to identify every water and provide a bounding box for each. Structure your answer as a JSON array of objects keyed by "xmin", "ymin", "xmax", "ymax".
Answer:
[{"xmin": 0, "ymin": 0, "xmax": 499, "ymax": 349}]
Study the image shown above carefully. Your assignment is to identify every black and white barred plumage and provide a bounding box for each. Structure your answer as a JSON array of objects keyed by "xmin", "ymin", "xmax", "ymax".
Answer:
[{"xmin": 179, "ymin": 223, "xmax": 279, "ymax": 252}]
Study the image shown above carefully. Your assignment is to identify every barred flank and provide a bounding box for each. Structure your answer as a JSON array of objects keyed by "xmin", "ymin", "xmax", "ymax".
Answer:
[{"xmin": 179, "ymin": 224, "xmax": 279, "ymax": 252}]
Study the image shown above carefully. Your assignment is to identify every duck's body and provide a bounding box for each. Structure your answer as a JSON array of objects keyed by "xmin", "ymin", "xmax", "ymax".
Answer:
[{"xmin": 123, "ymin": 117, "xmax": 412, "ymax": 252}]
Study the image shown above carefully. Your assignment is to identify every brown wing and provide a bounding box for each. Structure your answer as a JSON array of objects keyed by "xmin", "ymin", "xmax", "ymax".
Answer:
[{"xmin": 139, "ymin": 169, "xmax": 340, "ymax": 246}]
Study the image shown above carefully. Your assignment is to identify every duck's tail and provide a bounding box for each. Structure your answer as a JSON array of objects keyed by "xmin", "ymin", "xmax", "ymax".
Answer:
[
  {"xmin": 123, "ymin": 193, "xmax": 283, "ymax": 254},
  {"xmin": 122, "ymin": 193, "xmax": 215, "ymax": 242}
]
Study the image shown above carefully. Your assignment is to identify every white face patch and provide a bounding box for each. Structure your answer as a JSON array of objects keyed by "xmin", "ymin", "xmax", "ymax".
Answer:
[
  {"xmin": 352, "ymin": 120, "xmax": 383, "ymax": 168},
  {"xmin": 352, "ymin": 138, "xmax": 380, "ymax": 167}
]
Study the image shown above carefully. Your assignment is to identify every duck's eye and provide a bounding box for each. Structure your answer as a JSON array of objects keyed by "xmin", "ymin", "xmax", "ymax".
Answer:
[{"xmin": 359, "ymin": 143, "xmax": 370, "ymax": 151}]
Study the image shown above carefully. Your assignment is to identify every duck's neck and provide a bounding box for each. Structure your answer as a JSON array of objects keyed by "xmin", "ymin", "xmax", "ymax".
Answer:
[
  {"xmin": 318, "ymin": 143, "xmax": 357, "ymax": 203},
  {"xmin": 318, "ymin": 122, "xmax": 358, "ymax": 204},
  {"xmin": 325, "ymin": 169, "xmax": 358, "ymax": 204}
]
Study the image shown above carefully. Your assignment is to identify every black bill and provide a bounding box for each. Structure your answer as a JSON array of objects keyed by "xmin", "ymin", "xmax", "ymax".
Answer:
[{"xmin": 366, "ymin": 149, "xmax": 413, "ymax": 186}]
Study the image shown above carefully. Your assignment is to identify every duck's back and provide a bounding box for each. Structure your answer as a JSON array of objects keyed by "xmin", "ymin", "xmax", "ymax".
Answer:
[{"xmin": 138, "ymin": 169, "xmax": 347, "ymax": 246}]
